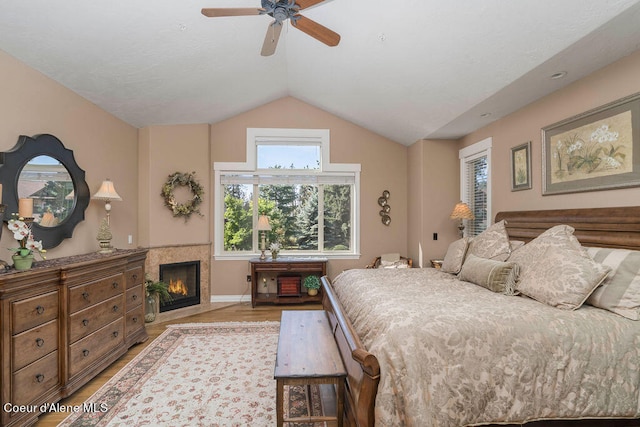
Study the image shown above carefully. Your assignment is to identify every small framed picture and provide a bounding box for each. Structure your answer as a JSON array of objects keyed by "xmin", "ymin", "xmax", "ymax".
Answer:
[{"xmin": 511, "ymin": 141, "xmax": 532, "ymax": 191}]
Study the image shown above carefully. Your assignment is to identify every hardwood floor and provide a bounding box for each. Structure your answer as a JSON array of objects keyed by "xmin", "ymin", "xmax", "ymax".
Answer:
[{"xmin": 35, "ymin": 302, "xmax": 322, "ymax": 426}]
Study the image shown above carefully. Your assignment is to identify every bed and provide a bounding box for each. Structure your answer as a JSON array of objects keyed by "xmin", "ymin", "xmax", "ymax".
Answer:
[{"xmin": 321, "ymin": 206, "xmax": 640, "ymax": 427}]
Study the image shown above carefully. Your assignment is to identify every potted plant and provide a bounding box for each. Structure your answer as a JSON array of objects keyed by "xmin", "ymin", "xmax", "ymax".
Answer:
[
  {"xmin": 144, "ymin": 275, "xmax": 173, "ymax": 322},
  {"xmin": 7, "ymin": 214, "xmax": 46, "ymax": 270},
  {"xmin": 303, "ymin": 275, "xmax": 321, "ymax": 296}
]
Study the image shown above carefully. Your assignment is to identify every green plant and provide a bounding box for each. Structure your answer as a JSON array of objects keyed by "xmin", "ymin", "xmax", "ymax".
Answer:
[
  {"xmin": 145, "ymin": 275, "xmax": 173, "ymax": 304},
  {"xmin": 303, "ymin": 275, "xmax": 321, "ymax": 290}
]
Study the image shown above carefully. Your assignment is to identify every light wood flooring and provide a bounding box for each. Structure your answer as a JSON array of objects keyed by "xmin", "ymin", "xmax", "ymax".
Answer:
[{"xmin": 35, "ymin": 302, "xmax": 322, "ymax": 426}]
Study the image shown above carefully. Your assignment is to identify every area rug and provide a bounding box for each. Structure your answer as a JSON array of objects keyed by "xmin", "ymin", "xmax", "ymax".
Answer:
[{"xmin": 59, "ymin": 322, "xmax": 324, "ymax": 426}]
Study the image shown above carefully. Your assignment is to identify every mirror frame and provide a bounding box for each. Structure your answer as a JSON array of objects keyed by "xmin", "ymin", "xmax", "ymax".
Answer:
[{"xmin": 0, "ymin": 134, "xmax": 90, "ymax": 249}]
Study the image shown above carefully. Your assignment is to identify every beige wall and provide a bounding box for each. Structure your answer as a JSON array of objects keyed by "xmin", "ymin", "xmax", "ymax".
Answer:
[
  {"xmin": 407, "ymin": 139, "xmax": 460, "ymax": 266},
  {"xmin": 209, "ymin": 97, "xmax": 409, "ymax": 296},
  {"xmin": 0, "ymin": 50, "xmax": 139, "ymax": 258},
  {"xmin": 460, "ymin": 49, "xmax": 640, "ymax": 216}
]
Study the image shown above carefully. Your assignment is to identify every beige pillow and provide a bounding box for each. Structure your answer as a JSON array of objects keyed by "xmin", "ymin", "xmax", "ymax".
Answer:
[
  {"xmin": 585, "ymin": 247, "xmax": 640, "ymax": 320},
  {"xmin": 441, "ymin": 238, "xmax": 469, "ymax": 274},
  {"xmin": 467, "ymin": 220, "xmax": 511, "ymax": 261},
  {"xmin": 517, "ymin": 246, "xmax": 610, "ymax": 310},
  {"xmin": 508, "ymin": 224, "xmax": 586, "ymax": 280},
  {"xmin": 458, "ymin": 253, "xmax": 519, "ymax": 295}
]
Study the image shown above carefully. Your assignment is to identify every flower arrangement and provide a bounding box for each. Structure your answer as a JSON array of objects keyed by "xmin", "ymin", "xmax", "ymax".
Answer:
[
  {"xmin": 269, "ymin": 242, "xmax": 280, "ymax": 259},
  {"xmin": 7, "ymin": 214, "xmax": 46, "ymax": 259}
]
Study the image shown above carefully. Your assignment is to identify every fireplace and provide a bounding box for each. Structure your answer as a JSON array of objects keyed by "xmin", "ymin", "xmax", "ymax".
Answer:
[{"xmin": 159, "ymin": 261, "xmax": 201, "ymax": 312}]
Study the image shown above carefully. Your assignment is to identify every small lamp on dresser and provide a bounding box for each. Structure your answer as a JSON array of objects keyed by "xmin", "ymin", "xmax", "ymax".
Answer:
[
  {"xmin": 256, "ymin": 215, "xmax": 271, "ymax": 260},
  {"xmin": 450, "ymin": 202, "xmax": 475, "ymax": 237},
  {"xmin": 92, "ymin": 179, "xmax": 122, "ymax": 253}
]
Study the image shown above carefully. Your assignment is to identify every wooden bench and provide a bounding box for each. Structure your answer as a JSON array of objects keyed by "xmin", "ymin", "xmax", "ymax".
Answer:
[{"xmin": 274, "ymin": 310, "xmax": 347, "ymax": 426}]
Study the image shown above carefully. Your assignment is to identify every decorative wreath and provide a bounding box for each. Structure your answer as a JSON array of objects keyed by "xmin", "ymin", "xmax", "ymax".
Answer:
[{"xmin": 161, "ymin": 172, "xmax": 204, "ymax": 221}]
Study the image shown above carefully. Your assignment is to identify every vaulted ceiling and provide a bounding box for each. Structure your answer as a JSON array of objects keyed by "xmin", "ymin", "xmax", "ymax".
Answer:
[{"xmin": 1, "ymin": 1, "xmax": 639, "ymax": 146}]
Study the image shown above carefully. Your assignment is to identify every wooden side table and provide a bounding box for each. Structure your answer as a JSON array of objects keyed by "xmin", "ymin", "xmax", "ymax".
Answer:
[{"xmin": 274, "ymin": 310, "xmax": 346, "ymax": 426}]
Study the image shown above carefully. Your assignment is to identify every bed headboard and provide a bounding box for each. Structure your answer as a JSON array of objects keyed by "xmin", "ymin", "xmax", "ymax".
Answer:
[{"xmin": 495, "ymin": 206, "xmax": 640, "ymax": 250}]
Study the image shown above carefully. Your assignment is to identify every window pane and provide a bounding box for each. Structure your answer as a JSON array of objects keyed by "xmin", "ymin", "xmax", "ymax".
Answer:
[
  {"xmin": 223, "ymin": 184, "xmax": 253, "ymax": 251},
  {"xmin": 295, "ymin": 185, "xmax": 318, "ymax": 250},
  {"xmin": 466, "ymin": 156, "xmax": 487, "ymax": 236},
  {"xmin": 257, "ymin": 145, "xmax": 320, "ymax": 170},
  {"xmin": 259, "ymin": 183, "xmax": 300, "ymax": 250},
  {"xmin": 323, "ymin": 184, "xmax": 351, "ymax": 250}
]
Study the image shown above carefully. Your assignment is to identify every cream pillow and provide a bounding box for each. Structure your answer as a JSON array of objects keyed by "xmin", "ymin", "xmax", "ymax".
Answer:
[
  {"xmin": 441, "ymin": 238, "xmax": 469, "ymax": 274},
  {"xmin": 585, "ymin": 247, "xmax": 640, "ymax": 320},
  {"xmin": 508, "ymin": 224, "xmax": 586, "ymax": 280},
  {"xmin": 458, "ymin": 253, "xmax": 519, "ymax": 295},
  {"xmin": 467, "ymin": 220, "xmax": 511, "ymax": 261},
  {"xmin": 517, "ymin": 246, "xmax": 610, "ymax": 310}
]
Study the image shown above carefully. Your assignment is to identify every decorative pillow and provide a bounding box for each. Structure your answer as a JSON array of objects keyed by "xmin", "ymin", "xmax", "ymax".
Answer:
[
  {"xmin": 585, "ymin": 247, "xmax": 640, "ymax": 320},
  {"xmin": 509, "ymin": 240, "xmax": 525, "ymax": 251},
  {"xmin": 508, "ymin": 224, "xmax": 586, "ymax": 280},
  {"xmin": 517, "ymin": 246, "xmax": 610, "ymax": 310},
  {"xmin": 458, "ymin": 253, "xmax": 519, "ymax": 295},
  {"xmin": 441, "ymin": 238, "xmax": 469, "ymax": 274},
  {"xmin": 467, "ymin": 220, "xmax": 511, "ymax": 261}
]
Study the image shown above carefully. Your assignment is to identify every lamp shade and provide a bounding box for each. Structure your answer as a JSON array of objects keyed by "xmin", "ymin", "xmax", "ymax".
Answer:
[
  {"xmin": 257, "ymin": 215, "xmax": 271, "ymax": 231},
  {"xmin": 92, "ymin": 179, "xmax": 122, "ymax": 201},
  {"xmin": 450, "ymin": 202, "xmax": 475, "ymax": 220}
]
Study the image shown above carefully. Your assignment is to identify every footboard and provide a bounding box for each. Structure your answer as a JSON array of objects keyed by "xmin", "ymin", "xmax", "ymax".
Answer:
[{"xmin": 321, "ymin": 276, "xmax": 380, "ymax": 427}]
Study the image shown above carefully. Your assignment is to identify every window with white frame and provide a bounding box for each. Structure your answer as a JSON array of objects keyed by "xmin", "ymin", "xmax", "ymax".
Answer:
[
  {"xmin": 459, "ymin": 137, "xmax": 492, "ymax": 237},
  {"xmin": 214, "ymin": 128, "xmax": 361, "ymax": 259}
]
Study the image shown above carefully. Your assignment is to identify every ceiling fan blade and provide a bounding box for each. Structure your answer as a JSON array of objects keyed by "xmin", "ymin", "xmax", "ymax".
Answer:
[
  {"xmin": 201, "ymin": 8, "xmax": 262, "ymax": 17},
  {"xmin": 292, "ymin": 15, "xmax": 340, "ymax": 47},
  {"xmin": 295, "ymin": 0, "xmax": 326, "ymax": 10},
  {"xmin": 261, "ymin": 21, "xmax": 283, "ymax": 56}
]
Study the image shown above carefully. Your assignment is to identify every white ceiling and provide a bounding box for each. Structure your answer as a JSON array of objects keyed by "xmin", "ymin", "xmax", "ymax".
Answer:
[{"xmin": 1, "ymin": 1, "xmax": 639, "ymax": 146}]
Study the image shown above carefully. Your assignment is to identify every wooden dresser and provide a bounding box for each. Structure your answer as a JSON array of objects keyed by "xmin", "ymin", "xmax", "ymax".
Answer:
[{"xmin": 0, "ymin": 249, "xmax": 148, "ymax": 427}]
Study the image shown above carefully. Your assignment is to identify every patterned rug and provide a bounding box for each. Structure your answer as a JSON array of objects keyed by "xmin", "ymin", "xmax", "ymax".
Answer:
[{"xmin": 59, "ymin": 322, "xmax": 324, "ymax": 426}]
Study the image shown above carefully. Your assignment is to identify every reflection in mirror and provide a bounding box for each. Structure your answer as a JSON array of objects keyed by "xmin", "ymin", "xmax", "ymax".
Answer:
[{"xmin": 18, "ymin": 155, "xmax": 74, "ymax": 227}]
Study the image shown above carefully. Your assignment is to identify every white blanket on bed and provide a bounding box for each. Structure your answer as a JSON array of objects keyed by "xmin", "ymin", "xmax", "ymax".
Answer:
[{"xmin": 331, "ymin": 268, "xmax": 640, "ymax": 426}]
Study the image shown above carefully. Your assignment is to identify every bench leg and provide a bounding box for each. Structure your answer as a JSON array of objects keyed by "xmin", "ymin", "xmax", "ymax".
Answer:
[{"xmin": 276, "ymin": 379, "xmax": 284, "ymax": 426}]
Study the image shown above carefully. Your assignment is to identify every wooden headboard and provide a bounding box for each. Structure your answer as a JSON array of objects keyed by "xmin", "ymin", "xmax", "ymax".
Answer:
[{"xmin": 495, "ymin": 206, "xmax": 640, "ymax": 250}]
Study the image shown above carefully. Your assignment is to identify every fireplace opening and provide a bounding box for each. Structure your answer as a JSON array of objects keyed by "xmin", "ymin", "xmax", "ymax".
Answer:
[{"xmin": 159, "ymin": 261, "xmax": 201, "ymax": 312}]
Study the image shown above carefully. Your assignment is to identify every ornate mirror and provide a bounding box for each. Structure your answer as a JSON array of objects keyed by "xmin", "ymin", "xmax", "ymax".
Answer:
[{"xmin": 0, "ymin": 134, "xmax": 90, "ymax": 248}]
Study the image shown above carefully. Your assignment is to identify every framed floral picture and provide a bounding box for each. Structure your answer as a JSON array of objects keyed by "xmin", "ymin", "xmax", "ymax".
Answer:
[
  {"xmin": 511, "ymin": 141, "xmax": 531, "ymax": 191},
  {"xmin": 542, "ymin": 92, "xmax": 640, "ymax": 195}
]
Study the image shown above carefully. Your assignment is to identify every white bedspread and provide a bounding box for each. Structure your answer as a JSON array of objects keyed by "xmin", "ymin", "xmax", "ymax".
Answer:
[{"xmin": 331, "ymin": 268, "xmax": 640, "ymax": 426}]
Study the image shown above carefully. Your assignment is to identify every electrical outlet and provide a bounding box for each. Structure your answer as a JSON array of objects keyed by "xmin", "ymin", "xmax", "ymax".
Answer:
[
  {"xmin": 246, "ymin": 275, "xmax": 252, "ymax": 282},
  {"xmin": 433, "ymin": 233, "xmax": 438, "ymax": 240}
]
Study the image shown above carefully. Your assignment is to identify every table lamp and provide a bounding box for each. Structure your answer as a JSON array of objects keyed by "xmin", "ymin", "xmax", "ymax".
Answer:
[
  {"xmin": 450, "ymin": 202, "xmax": 475, "ymax": 237},
  {"xmin": 257, "ymin": 215, "xmax": 271, "ymax": 260}
]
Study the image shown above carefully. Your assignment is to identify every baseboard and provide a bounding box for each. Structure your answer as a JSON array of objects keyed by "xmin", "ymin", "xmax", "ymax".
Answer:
[{"xmin": 211, "ymin": 294, "xmax": 251, "ymax": 303}]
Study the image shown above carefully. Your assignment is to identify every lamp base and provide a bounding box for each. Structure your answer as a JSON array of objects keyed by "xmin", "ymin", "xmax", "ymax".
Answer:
[
  {"xmin": 458, "ymin": 223, "xmax": 465, "ymax": 238},
  {"xmin": 260, "ymin": 249, "xmax": 267, "ymax": 260},
  {"xmin": 96, "ymin": 218, "xmax": 115, "ymax": 253}
]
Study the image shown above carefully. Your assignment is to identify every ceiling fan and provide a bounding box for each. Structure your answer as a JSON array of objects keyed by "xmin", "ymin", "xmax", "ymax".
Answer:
[{"xmin": 201, "ymin": 0, "xmax": 340, "ymax": 56}]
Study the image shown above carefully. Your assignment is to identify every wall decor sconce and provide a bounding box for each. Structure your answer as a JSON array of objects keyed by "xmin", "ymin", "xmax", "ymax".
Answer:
[
  {"xmin": 378, "ymin": 190, "xmax": 391, "ymax": 225},
  {"xmin": 92, "ymin": 179, "xmax": 122, "ymax": 253}
]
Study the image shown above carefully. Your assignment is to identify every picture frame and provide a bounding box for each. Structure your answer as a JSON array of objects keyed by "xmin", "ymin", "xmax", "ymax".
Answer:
[
  {"xmin": 510, "ymin": 141, "xmax": 531, "ymax": 191},
  {"xmin": 542, "ymin": 92, "xmax": 640, "ymax": 195}
]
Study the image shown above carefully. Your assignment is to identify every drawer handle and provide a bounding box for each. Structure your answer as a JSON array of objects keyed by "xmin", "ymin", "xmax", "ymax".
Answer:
[
  {"xmin": 112, "ymin": 331, "xmax": 119, "ymax": 338},
  {"xmin": 112, "ymin": 305, "xmax": 119, "ymax": 312},
  {"xmin": 35, "ymin": 305, "xmax": 45, "ymax": 315},
  {"xmin": 82, "ymin": 349, "xmax": 90, "ymax": 357},
  {"xmin": 82, "ymin": 291, "xmax": 90, "ymax": 300},
  {"xmin": 35, "ymin": 338, "xmax": 45, "ymax": 347},
  {"xmin": 132, "ymin": 317, "xmax": 138, "ymax": 323},
  {"xmin": 112, "ymin": 281, "xmax": 119, "ymax": 289},
  {"xmin": 82, "ymin": 319, "xmax": 89, "ymax": 327},
  {"xmin": 35, "ymin": 374, "xmax": 45, "ymax": 383},
  {"xmin": 132, "ymin": 273, "xmax": 138, "ymax": 281},
  {"xmin": 132, "ymin": 294, "xmax": 138, "ymax": 301}
]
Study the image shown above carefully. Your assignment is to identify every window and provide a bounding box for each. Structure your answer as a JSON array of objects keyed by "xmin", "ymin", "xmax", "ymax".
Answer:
[
  {"xmin": 459, "ymin": 137, "xmax": 492, "ymax": 237},
  {"xmin": 214, "ymin": 128, "xmax": 360, "ymax": 259}
]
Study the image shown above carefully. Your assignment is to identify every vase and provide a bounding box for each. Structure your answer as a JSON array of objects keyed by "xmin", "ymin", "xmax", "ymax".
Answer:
[
  {"xmin": 12, "ymin": 253, "xmax": 34, "ymax": 271},
  {"xmin": 145, "ymin": 294, "xmax": 158, "ymax": 323},
  {"xmin": 307, "ymin": 288, "xmax": 318, "ymax": 296},
  {"xmin": 271, "ymin": 251, "xmax": 278, "ymax": 260}
]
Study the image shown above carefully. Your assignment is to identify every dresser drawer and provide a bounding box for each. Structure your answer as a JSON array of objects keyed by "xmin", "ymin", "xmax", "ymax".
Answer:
[
  {"xmin": 12, "ymin": 291, "xmax": 59, "ymax": 335},
  {"xmin": 126, "ymin": 266, "xmax": 144, "ymax": 289},
  {"xmin": 68, "ymin": 273, "xmax": 124, "ymax": 313},
  {"xmin": 69, "ymin": 294, "xmax": 124, "ymax": 343},
  {"xmin": 12, "ymin": 319, "xmax": 58, "ymax": 371},
  {"xmin": 12, "ymin": 350, "xmax": 59, "ymax": 407},
  {"xmin": 126, "ymin": 284, "xmax": 143, "ymax": 309},
  {"xmin": 68, "ymin": 318, "xmax": 124, "ymax": 378},
  {"xmin": 125, "ymin": 306, "xmax": 145, "ymax": 338}
]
